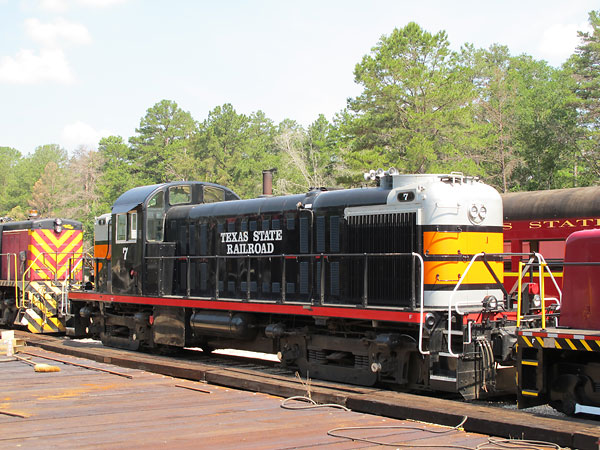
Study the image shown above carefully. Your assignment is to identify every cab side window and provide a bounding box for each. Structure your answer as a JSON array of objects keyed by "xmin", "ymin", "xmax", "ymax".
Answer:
[
  {"xmin": 116, "ymin": 212, "xmax": 137, "ymax": 243},
  {"xmin": 116, "ymin": 214, "xmax": 127, "ymax": 242},
  {"xmin": 203, "ymin": 186, "xmax": 225, "ymax": 203},
  {"xmin": 169, "ymin": 185, "xmax": 191, "ymax": 205},
  {"xmin": 129, "ymin": 212, "xmax": 137, "ymax": 240},
  {"xmin": 147, "ymin": 191, "xmax": 165, "ymax": 242}
]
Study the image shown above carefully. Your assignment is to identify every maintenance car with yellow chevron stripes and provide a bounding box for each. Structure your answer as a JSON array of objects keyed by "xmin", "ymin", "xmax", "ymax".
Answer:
[
  {"xmin": 0, "ymin": 216, "xmax": 84, "ymax": 333},
  {"xmin": 517, "ymin": 228, "xmax": 600, "ymax": 416}
]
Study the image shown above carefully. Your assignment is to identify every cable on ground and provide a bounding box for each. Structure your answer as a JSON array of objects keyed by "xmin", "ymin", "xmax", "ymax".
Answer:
[{"xmin": 280, "ymin": 395, "xmax": 350, "ymax": 411}]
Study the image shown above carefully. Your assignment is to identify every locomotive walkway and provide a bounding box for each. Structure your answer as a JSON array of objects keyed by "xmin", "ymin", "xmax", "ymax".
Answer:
[{"xmin": 4, "ymin": 331, "xmax": 600, "ymax": 449}]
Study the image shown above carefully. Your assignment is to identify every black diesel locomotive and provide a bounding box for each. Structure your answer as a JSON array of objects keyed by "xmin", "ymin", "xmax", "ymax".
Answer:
[{"xmin": 71, "ymin": 172, "xmax": 523, "ymax": 400}]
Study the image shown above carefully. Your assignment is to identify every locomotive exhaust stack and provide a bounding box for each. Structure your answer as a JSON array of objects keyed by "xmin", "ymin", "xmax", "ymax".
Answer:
[{"xmin": 261, "ymin": 168, "xmax": 276, "ymax": 197}]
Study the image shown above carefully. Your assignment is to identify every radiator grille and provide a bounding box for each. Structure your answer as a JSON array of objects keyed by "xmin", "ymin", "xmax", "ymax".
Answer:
[{"xmin": 346, "ymin": 212, "xmax": 418, "ymax": 307}]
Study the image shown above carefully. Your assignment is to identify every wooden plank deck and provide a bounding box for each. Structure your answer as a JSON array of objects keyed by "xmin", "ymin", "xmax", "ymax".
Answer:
[{"xmin": 0, "ymin": 348, "xmax": 490, "ymax": 449}]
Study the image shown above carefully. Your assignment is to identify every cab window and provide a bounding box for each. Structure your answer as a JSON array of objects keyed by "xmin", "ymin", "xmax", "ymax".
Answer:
[
  {"xmin": 116, "ymin": 212, "xmax": 137, "ymax": 243},
  {"xmin": 129, "ymin": 212, "xmax": 137, "ymax": 240},
  {"xmin": 147, "ymin": 191, "xmax": 165, "ymax": 242},
  {"xmin": 204, "ymin": 186, "xmax": 224, "ymax": 203},
  {"xmin": 116, "ymin": 214, "xmax": 127, "ymax": 242},
  {"xmin": 169, "ymin": 185, "xmax": 191, "ymax": 205}
]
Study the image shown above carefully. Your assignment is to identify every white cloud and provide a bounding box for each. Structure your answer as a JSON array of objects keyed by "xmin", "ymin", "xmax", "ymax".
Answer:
[
  {"xmin": 0, "ymin": 17, "xmax": 92, "ymax": 85},
  {"xmin": 61, "ymin": 121, "xmax": 113, "ymax": 149},
  {"xmin": 37, "ymin": 0, "xmax": 69, "ymax": 12},
  {"xmin": 76, "ymin": 0, "xmax": 128, "ymax": 7},
  {"xmin": 37, "ymin": 0, "xmax": 128, "ymax": 11},
  {"xmin": 538, "ymin": 22, "xmax": 590, "ymax": 64},
  {"xmin": 0, "ymin": 48, "xmax": 74, "ymax": 84},
  {"xmin": 25, "ymin": 17, "xmax": 92, "ymax": 48}
]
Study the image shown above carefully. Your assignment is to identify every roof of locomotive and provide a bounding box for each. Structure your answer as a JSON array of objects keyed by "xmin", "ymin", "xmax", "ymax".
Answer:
[
  {"xmin": 185, "ymin": 185, "xmax": 392, "ymax": 220},
  {"xmin": 502, "ymin": 185, "xmax": 600, "ymax": 221},
  {"xmin": 112, "ymin": 181, "xmax": 240, "ymax": 214},
  {"xmin": 0, "ymin": 218, "xmax": 82, "ymax": 231}
]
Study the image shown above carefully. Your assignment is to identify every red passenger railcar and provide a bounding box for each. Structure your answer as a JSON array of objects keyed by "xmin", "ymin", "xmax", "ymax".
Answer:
[{"xmin": 502, "ymin": 186, "xmax": 600, "ymax": 299}]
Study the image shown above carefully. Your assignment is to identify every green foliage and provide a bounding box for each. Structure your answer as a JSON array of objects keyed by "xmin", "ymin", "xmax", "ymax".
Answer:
[
  {"xmin": 470, "ymin": 46, "xmax": 579, "ymax": 191},
  {"xmin": 2, "ymin": 144, "xmax": 68, "ymax": 215},
  {"xmin": 194, "ymin": 104, "xmax": 279, "ymax": 198},
  {"xmin": 570, "ymin": 10, "xmax": 600, "ymax": 182},
  {"xmin": 511, "ymin": 57, "xmax": 579, "ymax": 190},
  {"xmin": 0, "ymin": 146, "xmax": 22, "ymax": 213},
  {"xmin": 129, "ymin": 99, "xmax": 197, "ymax": 183},
  {"xmin": 346, "ymin": 23, "xmax": 481, "ymax": 175},
  {"xmin": 97, "ymin": 136, "xmax": 141, "ymax": 210},
  {"xmin": 29, "ymin": 161, "xmax": 66, "ymax": 216},
  {"xmin": 275, "ymin": 115, "xmax": 343, "ymax": 194}
]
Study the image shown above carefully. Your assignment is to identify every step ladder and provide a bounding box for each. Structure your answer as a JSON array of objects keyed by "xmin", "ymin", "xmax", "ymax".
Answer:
[
  {"xmin": 16, "ymin": 280, "xmax": 66, "ymax": 333},
  {"xmin": 516, "ymin": 336, "xmax": 547, "ymax": 408}
]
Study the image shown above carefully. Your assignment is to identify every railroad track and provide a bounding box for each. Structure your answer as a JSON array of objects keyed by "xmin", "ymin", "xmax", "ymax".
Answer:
[{"xmin": 13, "ymin": 330, "xmax": 600, "ymax": 450}]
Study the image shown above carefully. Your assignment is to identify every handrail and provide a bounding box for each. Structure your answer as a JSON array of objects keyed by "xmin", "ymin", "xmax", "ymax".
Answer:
[
  {"xmin": 0, "ymin": 253, "xmax": 19, "ymax": 308},
  {"xmin": 446, "ymin": 251, "xmax": 556, "ymax": 356},
  {"xmin": 20, "ymin": 251, "xmax": 83, "ymax": 308},
  {"xmin": 445, "ymin": 252, "xmax": 486, "ymax": 356},
  {"xmin": 59, "ymin": 254, "xmax": 86, "ymax": 315},
  {"xmin": 515, "ymin": 253, "xmax": 562, "ymax": 330},
  {"xmin": 516, "ymin": 258, "xmax": 546, "ymax": 329},
  {"xmin": 507, "ymin": 255, "xmax": 562, "ymax": 306},
  {"xmin": 146, "ymin": 251, "xmax": 423, "ymax": 307}
]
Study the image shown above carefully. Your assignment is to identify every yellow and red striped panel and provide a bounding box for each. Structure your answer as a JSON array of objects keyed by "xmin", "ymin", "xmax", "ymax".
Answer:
[{"xmin": 28, "ymin": 229, "xmax": 83, "ymax": 281}]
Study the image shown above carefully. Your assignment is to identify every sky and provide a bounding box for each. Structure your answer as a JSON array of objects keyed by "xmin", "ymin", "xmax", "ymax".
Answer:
[{"xmin": 0, "ymin": 0, "xmax": 597, "ymax": 155}]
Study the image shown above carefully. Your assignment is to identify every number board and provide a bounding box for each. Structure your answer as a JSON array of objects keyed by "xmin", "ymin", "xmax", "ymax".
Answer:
[{"xmin": 397, "ymin": 191, "xmax": 415, "ymax": 202}]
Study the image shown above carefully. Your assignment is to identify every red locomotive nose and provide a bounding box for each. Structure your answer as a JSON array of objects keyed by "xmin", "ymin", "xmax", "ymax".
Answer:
[{"xmin": 528, "ymin": 283, "xmax": 539, "ymax": 295}]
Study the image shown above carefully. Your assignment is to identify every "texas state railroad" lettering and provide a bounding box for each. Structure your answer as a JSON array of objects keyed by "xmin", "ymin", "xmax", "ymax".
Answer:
[{"xmin": 220, "ymin": 229, "xmax": 283, "ymax": 255}]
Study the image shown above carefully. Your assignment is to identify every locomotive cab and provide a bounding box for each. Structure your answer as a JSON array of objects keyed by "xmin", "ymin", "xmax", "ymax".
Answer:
[{"xmin": 109, "ymin": 182, "xmax": 240, "ymax": 296}]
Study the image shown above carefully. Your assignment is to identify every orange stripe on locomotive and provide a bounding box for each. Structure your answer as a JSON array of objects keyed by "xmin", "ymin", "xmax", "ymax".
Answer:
[{"xmin": 423, "ymin": 230, "xmax": 504, "ymax": 287}]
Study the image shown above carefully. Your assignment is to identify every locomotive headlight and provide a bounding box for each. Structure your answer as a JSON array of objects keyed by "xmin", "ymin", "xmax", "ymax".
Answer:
[
  {"xmin": 469, "ymin": 205, "xmax": 478, "ymax": 218},
  {"xmin": 479, "ymin": 205, "xmax": 487, "ymax": 220},
  {"xmin": 468, "ymin": 204, "xmax": 486, "ymax": 224},
  {"xmin": 532, "ymin": 294, "xmax": 542, "ymax": 309},
  {"xmin": 54, "ymin": 218, "xmax": 63, "ymax": 233}
]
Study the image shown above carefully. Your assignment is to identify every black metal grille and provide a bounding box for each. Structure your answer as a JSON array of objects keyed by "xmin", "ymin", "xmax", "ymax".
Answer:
[{"xmin": 345, "ymin": 212, "xmax": 417, "ymax": 307}]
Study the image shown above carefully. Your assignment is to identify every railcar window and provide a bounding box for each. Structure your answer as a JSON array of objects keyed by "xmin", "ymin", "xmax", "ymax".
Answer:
[
  {"xmin": 147, "ymin": 191, "xmax": 165, "ymax": 242},
  {"xmin": 169, "ymin": 185, "xmax": 191, "ymax": 205},
  {"xmin": 539, "ymin": 240, "xmax": 565, "ymax": 270},
  {"xmin": 204, "ymin": 186, "xmax": 225, "ymax": 203},
  {"xmin": 116, "ymin": 214, "xmax": 127, "ymax": 242}
]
